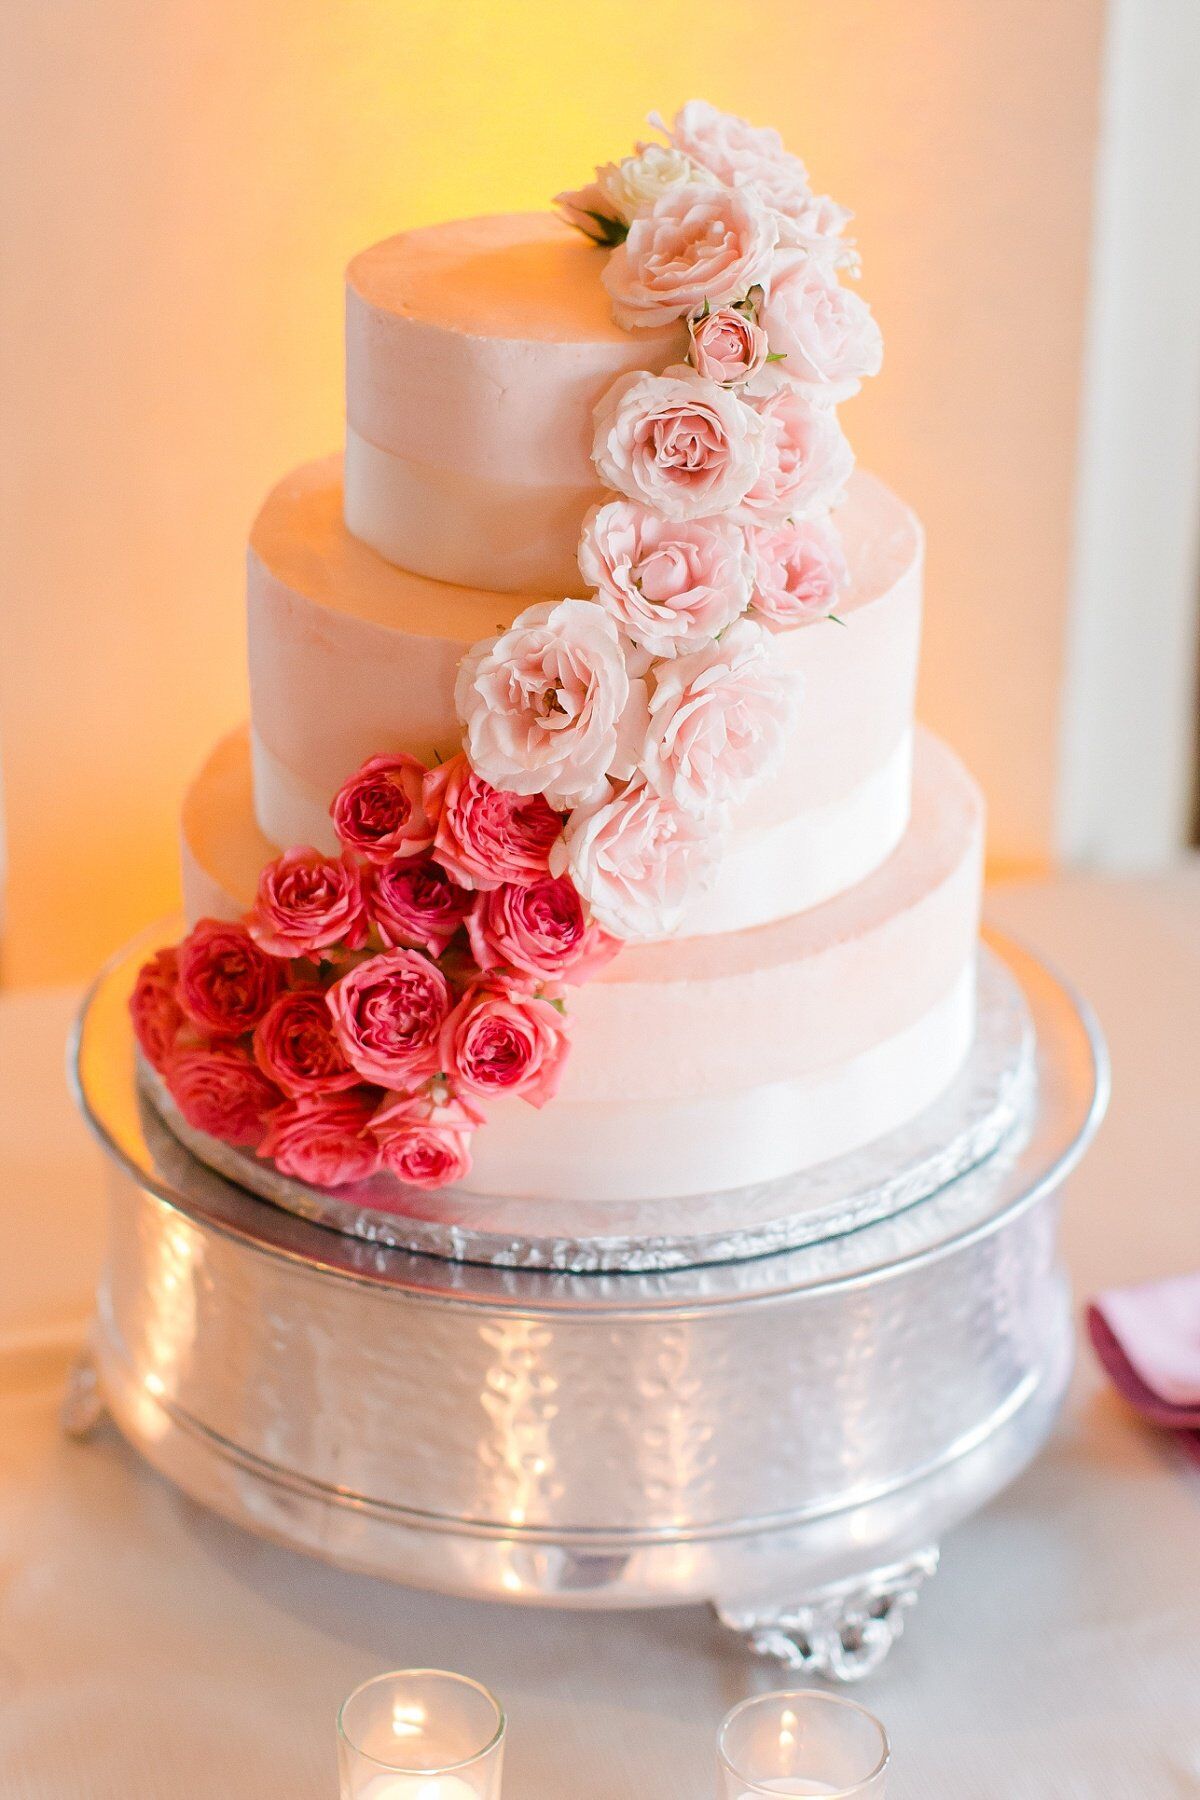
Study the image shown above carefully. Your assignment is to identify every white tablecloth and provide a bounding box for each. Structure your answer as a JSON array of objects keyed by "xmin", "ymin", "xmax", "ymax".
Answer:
[{"xmin": 1, "ymin": 872, "xmax": 1199, "ymax": 1798}]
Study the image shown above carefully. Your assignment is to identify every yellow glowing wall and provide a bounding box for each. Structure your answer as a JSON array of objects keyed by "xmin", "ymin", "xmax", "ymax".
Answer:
[{"xmin": 0, "ymin": 0, "xmax": 1103, "ymax": 984}]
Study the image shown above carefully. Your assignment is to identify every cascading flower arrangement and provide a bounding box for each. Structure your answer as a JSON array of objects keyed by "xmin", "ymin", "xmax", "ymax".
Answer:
[{"xmin": 131, "ymin": 100, "xmax": 882, "ymax": 1193}]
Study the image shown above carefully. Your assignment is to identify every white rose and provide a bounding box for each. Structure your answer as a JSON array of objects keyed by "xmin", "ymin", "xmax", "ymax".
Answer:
[{"xmin": 597, "ymin": 144, "xmax": 716, "ymax": 222}]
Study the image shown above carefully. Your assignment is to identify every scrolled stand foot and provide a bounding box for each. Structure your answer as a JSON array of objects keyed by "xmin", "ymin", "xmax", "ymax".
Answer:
[
  {"xmin": 715, "ymin": 1546, "xmax": 940, "ymax": 1682},
  {"xmin": 60, "ymin": 1346, "xmax": 108, "ymax": 1440}
]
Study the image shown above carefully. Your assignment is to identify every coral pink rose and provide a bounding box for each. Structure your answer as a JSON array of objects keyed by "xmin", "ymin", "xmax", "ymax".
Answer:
[
  {"xmin": 687, "ymin": 306, "xmax": 769, "ymax": 386},
  {"xmin": 129, "ymin": 946, "xmax": 185, "ymax": 1072},
  {"xmin": 467, "ymin": 876, "xmax": 620, "ymax": 986},
  {"xmin": 455, "ymin": 600, "xmax": 646, "ymax": 809},
  {"xmin": 369, "ymin": 852, "xmax": 473, "ymax": 956},
  {"xmin": 759, "ymin": 249, "xmax": 883, "ymax": 400},
  {"xmin": 736, "ymin": 384, "xmax": 854, "ymax": 523},
  {"xmin": 552, "ymin": 778, "xmax": 721, "ymax": 941},
  {"xmin": 328, "ymin": 948, "xmax": 452, "ymax": 1090},
  {"xmin": 578, "ymin": 500, "xmax": 752, "ymax": 658},
  {"xmin": 593, "ymin": 368, "xmax": 765, "ymax": 521},
  {"xmin": 602, "ymin": 182, "xmax": 777, "ymax": 328},
  {"xmin": 165, "ymin": 1044, "xmax": 283, "ymax": 1147},
  {"xmin": 749, "ymin": 516, "xmax": 849, "ymax": 629},
  {"xmin": 330, "ymin": 753, "xmax": 433, "ymax": 864},
  {"xmin": 424, "ymin": 755, "xmax": 562, "ymax": 892},
  {"xmin": 372, "ymin": 1090, "xmax": 483, "ymax": 1189},
  {"xmin": 176, "ymin": 919, "xmax": 282, "ymax": 1037},
  {"xmin": 641, "ymin": 618, "xmax": 797, "ymax": 818},
  {"xmin": 252, "ymin": 988, "xmax": 358, "ymax": 1098},
  {"xmin": 440, "ymin": 981, "xmax": 571, "ymax": 1109},
  {"xmin": 249, "ymin": 848, "xmax": 368, "ymax": 959},
  {"xmin": 259, "ymin": 1089, "xmax": 382, "ymax": 1186}
]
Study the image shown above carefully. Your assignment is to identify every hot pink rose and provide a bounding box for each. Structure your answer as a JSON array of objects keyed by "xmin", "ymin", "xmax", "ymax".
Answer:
[
  {"xmin": 467, "ymin": 876, "xmax": 620, "ymax": 986},
  {"xmin": 735, "ymin": 384, "xmax": 854, "ymax": 523},
  {"xmin": 602, "ymin": 182, "xmax": 777, "ymax": 328},
  {"xmin": 176, "ymin": 919, "xmax": 283, "ymax": 1037},
  {"xmin": 330, "ymin": 753, "xmax": 433, "ymax": 864},
  {"xmin": 259, "ymin": 1089, "xmax": 382, "ymax": 1187},
  {"xmin": 249, "ymin": 848, "xmax": 368, "ymax": 959},
  {"xmin": 641, "ymin": 617, "xmax": 797, "ymax": 818},
  {"xmin": 372, "ymin": 1090, "xmax": 483, "ymax": 1189},
  {"xmin": 165, "ymin": 1043, "xmax": 283, "ymax": 1147},
  {"xmin": 749, "ymin": 516, "xmax": 849, "ymax": 629},
  {"xmin": 759, "ymin": 249, "xmax": 883, "ymax": 401},
  {"xmin": 369, "ymin": 853, "xmax": 473, "ymax": 956},
  {"xmin": 252, "ymin": 988, "xmax": 358, "ymax": 1098},
  {"xmin": 129, "ymin": 946, "xmax": 185, "ymax": 1072},
  {"xmin": 424, "ymin": 756, "xmax": 562, "ymax": 892},
  {"xmin": 577, "ymin": 500, "xmax": 752, "ymax": 658},
  {"xmin": 440, "ymin": 981, "xmax": 571, "ymax": 1110},
  {"xmin": 687, "ymin": 306, "xmax": 769, "ymax": 386},
  {"xmin": 552, "ymin": 778, "xmax": 720, "ymax": 941},
  {"xmin": 455, "ymin": 600, "xmax": 646, "ymax": 809},
  {"xmin": 327, "ymin": 948, "xmax": 452, "ymax": 1090},
  {"xmin": 592, "ymin": 368, "xmax": 765, "ymax": 521}
]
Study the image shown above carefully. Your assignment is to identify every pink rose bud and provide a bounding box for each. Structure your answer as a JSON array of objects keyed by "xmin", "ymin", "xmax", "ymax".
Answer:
[
  {"xmin": 467, "ymin": 876, "xmax": 619, "ymax": 986},
  {"xmin": 176, "ymin": 919, "xmax": 283, "ymax": 1038},
  {"xmin": 369, "ymin": 852, "xmax": 474, "ymax": 957},
  {"xmin": 327, "ymin": 947, "xmax": 452, "ymax": 1090},
  {"xmin": 440, "ymin": 980, "xmax": 571, "ymax": 1110},
  {"xmin": 165, "ymin": 1043, "xmax": 283, "ymax": 1148},
  {"xmin": 252, "ymin": 988, "xmax": 359, "ymax": 1099},
  {"xmin": 423, "ymin": 754, "xmax": 562, "ymax": 892},
  {"xmin": 249, "ymin": 847, "xmax": 368, "ymax": 959},
  {"xmin": 330, "ymin": 752, "xmax": 434, "ymax": 864},
  {"xmin": 687, "ymin": 306, "xmax": 769, "ymax": 386},
  {"xmin": 258, "ymin": 1089, "xmax": 382, "ymax": 1187},
  {"xmin": 129, "ymin": 946, "xmax": 185, "ymax": 1071}
]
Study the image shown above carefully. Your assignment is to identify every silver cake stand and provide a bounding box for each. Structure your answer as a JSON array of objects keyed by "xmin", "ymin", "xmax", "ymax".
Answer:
[{"xmin": 66, "ymin": 925, "xmax": 1106, "ymax": 1680}]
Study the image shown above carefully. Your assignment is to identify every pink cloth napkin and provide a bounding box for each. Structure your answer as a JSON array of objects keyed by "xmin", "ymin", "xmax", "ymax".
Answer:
[{"xmin": 1087, "ymin": 1273, "xmax": 1200, "ymax": 1466}]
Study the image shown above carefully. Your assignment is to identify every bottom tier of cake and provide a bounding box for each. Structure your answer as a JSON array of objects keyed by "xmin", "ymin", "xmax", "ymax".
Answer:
[{"xmin": 179, "ymin": 725, "xmax": 984, "ymax": 1201}]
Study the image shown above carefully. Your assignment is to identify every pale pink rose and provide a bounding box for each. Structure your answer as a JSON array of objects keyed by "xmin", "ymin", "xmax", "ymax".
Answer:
[
  {"xmin": 372, "ymin": 1089, "xmax": 483, "ymax": 1189},
  {"xmin": 423, "ymin": 755, "xmax": 561, "ymax": 892},
  {"xmin": 553, "ymin": 178, "xmax": 627, "ymax": 245},
  {"xmin": 578, "ymin": 500, "xmax": 752, "ymax": 659},
  {"xmin": 440, "ymin": 980, "xmax": 571, "ymax": 1110},
  {"xmin": 467, "ymin": 875, "xmax": 620, "ymax": 987},
  {"xmin": 249, "ymin": 848, "xmax": 368, "ymax": 959},
  {"xmin": 641, "ymin": 617, "xmax": 798, "ymax": 818},
  {"xmin": 735, "ymin": 384, "xmax": 854, "ymax": 523},
  {"xmin": 330, "ymin": 753, "xmax": 433, "ymax": 864},
  {"xmin": 455, "ymin": 600, "xmax": 647, "ymax": 810},
  {"xmin": 602, "ymin": 182, "xmax": 777, "ymax": 328},
  {"xmin": 328, "ymin": 948, "xmax": 452, "ymax": 1090},
  {"xmin": 259, "ymin": 1089, "xmax": 382, "ymax": 1187},
  {"xmin": 782, "ymin": 191, "xmax": 858, "ymax": 268},
  {"xmin": 369, "ymin": 852, "xmax": 473, "ymax": 955},
  {"xmin": 597, "ymin": 143, "xmax": 714, "ymax": 221},
  {"xmin": 252, "ymin": 988, "xmax": 358, "ymax": 1098},
  {"xmin": 658, "ymin": 100, "xmax": 815, "ymax": 238},
  {"xmin": 165, "ymin": 1044, "xmax": 283, "ymax": 1148},
  {"xmin": 593, "ymin": 368, "xmax": 765, "ymax": 521},
  {"xmin": 749, "ymin": 516, "xmax": 849, "ymax": 629},
  {"xmin": 129, "ymin": 946, "xmax": 185, "ymax": 1072},
  {"xmin": 687, "ymin": 307, "xmax": 769, "ymax": 386},
  {"xmin": 176, "ymin": 919, "xmax": 283, "ymax": 1037},
  {"xmin": 552, "ymin": 778, "xmax": 721, "ymax": 941},
  {"xmin": 759, "ymin": 249, "xmax": 883, "ymax": 400}
]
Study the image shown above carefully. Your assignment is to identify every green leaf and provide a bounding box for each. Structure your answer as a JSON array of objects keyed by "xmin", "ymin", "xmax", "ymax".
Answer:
[
  {"xmin": 827, "ymin": 612, "xmax": 848, "ymax": 628},
  {"xmin": 765, "ymin": 350, "xmax": 788, "ymax": 363}
]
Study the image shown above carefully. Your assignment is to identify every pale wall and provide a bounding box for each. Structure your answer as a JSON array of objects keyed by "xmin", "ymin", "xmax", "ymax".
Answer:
[{"xmin": 0, "ymin": 0, "xmax": 1104, "ymax": 984}]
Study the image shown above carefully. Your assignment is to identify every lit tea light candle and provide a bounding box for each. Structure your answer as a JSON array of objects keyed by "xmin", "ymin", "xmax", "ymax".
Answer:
[
  {"xmin": 718, "ymin": 1690, "xmax": 889, "ymax": 1799},
  {"xmin": 355, "ymin": 1779, "xmax": 480, "ymax": 1800},
  {"xmin": 337, "ymin": 1671, "xmax": 505, "ymax": 1800}
]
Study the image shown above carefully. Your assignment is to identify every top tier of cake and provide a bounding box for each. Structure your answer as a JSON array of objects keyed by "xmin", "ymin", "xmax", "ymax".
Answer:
[{"xmin": 345, "ymin": 213, "xmax": 685, "ymax": 592}]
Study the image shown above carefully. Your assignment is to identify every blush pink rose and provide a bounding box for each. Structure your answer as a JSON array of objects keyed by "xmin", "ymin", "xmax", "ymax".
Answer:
[
  {"xmin": 687, "ymin": 306, "xmax": 769, "ymax": 386},
  {"xmin": 440, "ymin": 981, "xmax": 571, "ymax": 1110},
  {"xmin": 735, "ymin": 384, "xmax": 854, "ymax": 523},
  {"xmin": 552, "ymin": 778, "xmax": 721, "ymax": 941},
  {"xmin": 165, "ymin": 1043, "xmax": 283, "ymax": 1148},
  {"xmin": 327, "ymin": 948, "xmax": 452, "ymax": 1090},
  {"xmin": 749, "ymin": 515, "xmax": 849, "ymax": 629},
  {"xmin": 578, "ymin": 500, "xmax": 753, "ymax": 659},
  {"xmin": 129, "ymin": 946, "xmax": 185, "ymax": 1072},
  {"xmin": 330, "ymin": 753, "xmax": 433, "ymax": 864},
  {"xmin": 659, "ymin": 101, "xmax": 825, "ymax": 248},
  {"xmin": 455, "ymin": 600, "xmax": 647, "ymax": 809},
  {"xmin": 593, "ymin": 368, "xmax": 765, "ymax": 521},
  {"xmin": 553, "ymin": 177, "xmax": 627, "ymax": 245},
  {"xmin": 369, "ymin": 852, "xmax": 473, "ymax": 956},
  {"xmin": 424, "ymin": 755, "xmax": 562, "ymax": 892},
  {"xmin": 759, "ymin": 248, "xmax": 883, "ymax": 400},
  {"xmin": 641, "ymin": 617, "xmax": 798, "ymax": 818},
  {"xmin": 252, "ymin": 988, "xmax": 358, "ymax": 1098},
  {"xmin": 467, "ymin": 876, "xmax": 620, "ymax": 987},
  {"xmin": 259, "ymin": 1088, "xmax": 382, "ymax": 1187},
  {"xmin": 176, "ymin": 919, "xmax": 283, "ymax": 1037},
  {"xmin": 249, "ymin": 848, "xmax": 368, "ymax": 959},
  {"xmin": 372, "ymin": 1090, "xmax": 483, "ymax": 1189},
  {"xmin": 602, "ymin": 182, "xmax": 777, "ymax": 328}
]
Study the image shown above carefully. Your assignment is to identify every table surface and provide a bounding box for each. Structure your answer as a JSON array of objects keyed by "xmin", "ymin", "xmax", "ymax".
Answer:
[{"xmin": 1, "ymin": 870, "xmax": 1198, "ymax": 1799}]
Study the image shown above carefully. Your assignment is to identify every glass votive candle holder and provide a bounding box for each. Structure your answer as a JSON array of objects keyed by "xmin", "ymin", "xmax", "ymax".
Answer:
[
  {"xmin": 337, "ymin": 1669, "xmax": 505, "ymax": 1800},
  {"xmin": 717, "ymin": 1689, "xmax": 889, "ymax": 1798}
]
